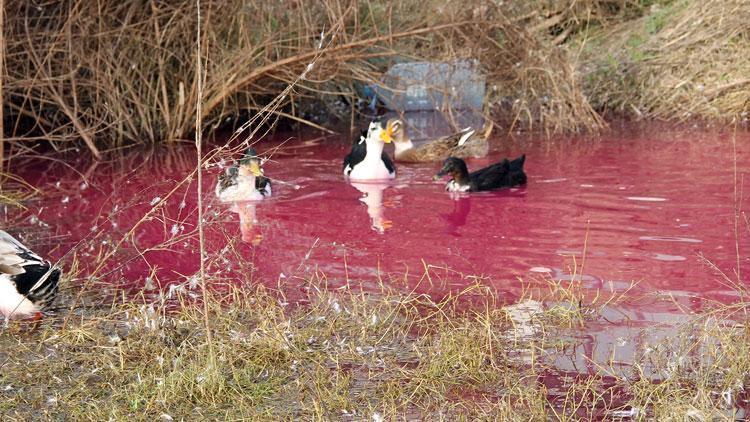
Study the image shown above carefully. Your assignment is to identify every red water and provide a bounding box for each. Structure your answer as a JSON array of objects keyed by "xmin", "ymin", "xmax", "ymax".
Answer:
[{"xmin": 5, "ymin": 122, "xmax": 750, "ymax": 373}]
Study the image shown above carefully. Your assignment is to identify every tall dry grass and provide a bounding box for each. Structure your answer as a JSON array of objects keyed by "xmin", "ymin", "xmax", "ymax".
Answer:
[
  {"xmin": 2, "ymin": 265, "xmax": 749, "ymax": 419},
  {"xmin": 1, "ymin": 0, "xmax": 613, "ymax": 159},
  {"xmin": 577, "ymin": 0, "xmax": 750, "ymax": 122}
]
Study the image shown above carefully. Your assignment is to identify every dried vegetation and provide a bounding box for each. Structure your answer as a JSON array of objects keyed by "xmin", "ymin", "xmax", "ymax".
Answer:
[
  {"xmin": 2, "ymin": 1, "xmax": 747, "ymax": 159},
  {"xmin": 1, "ymin": 0, "xmax": 610, "ymax": 158},
  {"xmin": 577, "ymin": 0, "xmax": 750, "ymax": 122},
  {"xmin": 1, "ymin": 270, "xmax": 749, "ymax": 420}
]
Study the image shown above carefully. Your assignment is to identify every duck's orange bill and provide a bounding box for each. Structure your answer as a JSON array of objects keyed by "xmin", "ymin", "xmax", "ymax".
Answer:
[{"xmin": 380, "ymin": 124, "xmax": 393, "ymax": 143}]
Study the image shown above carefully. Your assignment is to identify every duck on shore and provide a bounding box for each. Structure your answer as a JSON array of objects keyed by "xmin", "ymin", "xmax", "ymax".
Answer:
[
  {"xmin": 383, "ymin": 118, "xmax": 492, "ymax": 162},
  {"xmin": 0, "ymin": 230, "xmax": 60, "ymax": 321},
  {"xmin": 343, "ymin": 121, "xmax": 396, "ymax": 180},
  {"xmin": 216, "ymin": 148, "xmax": 272, "ymax": 202},
  {"xmin": 434, "ymin": 154, "xmax": 527, "ymax": 192}
]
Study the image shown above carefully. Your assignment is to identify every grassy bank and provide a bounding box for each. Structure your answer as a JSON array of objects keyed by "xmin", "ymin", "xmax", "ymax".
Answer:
[
  {"xmin": 2, "ymin": 0, "xmax": 747, "ymax": 159},
  {"xmin": 577, "ymin": 0, "xmax": 750, "ymax": 123},
  {"xmin": 1, "ymin": 273, "xmax": 748, "ymax": 420},
  {"xmin": 6, "ymin": 0, "xmax": 747, "ymax": 159}
]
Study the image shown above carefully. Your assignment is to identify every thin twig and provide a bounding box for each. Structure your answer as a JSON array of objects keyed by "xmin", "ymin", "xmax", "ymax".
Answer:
[{"xmin": 195, "ymin": 0, "xmax": 214, "ymax": 366}]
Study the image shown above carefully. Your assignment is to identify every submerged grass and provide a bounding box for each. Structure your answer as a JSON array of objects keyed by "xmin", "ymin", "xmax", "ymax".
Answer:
[{"xmin": 1, "ymin": 271, "xmax": 749, "ymax": 420}]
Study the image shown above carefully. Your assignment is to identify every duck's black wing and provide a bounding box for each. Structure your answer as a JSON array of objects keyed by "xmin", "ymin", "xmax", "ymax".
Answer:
[
  {"xmin": 255, "ymin": 175, "xmax": 272, "ymax": 196},
  {"xmin": 343, "ymin": 130, "xmax": 368, "ymax": 176},
  {"xmin": 0, "ymin": 231, "xmax": 60, "ymax": 310},
  {"xmin": 469, "ymin": 160, "xmax": 509, "ymax": 191},
  {"xmin": 13, "ymin": 264, "xmax": 60, "ymax": 309},
  {"xmin": 508, "ymin": 154, "xmax": 525, "ymax": 172},
  {"xmin": 470, "ymin": 160, "xmax": 507, "ymax": 180},
  {"xmin": 469, "ymin": 154, "xmax": 527, "ymax": 191},
  {"xmin": 217, "ymin": 166, "xmax": 238, "ymax": 191},
  {"xmin": 507, "ymin": 154, "xmax": 527, "ymax": 186},
  {"xmin": 381, "ymin": 150, "xmax": 396, "ymax": 175}
]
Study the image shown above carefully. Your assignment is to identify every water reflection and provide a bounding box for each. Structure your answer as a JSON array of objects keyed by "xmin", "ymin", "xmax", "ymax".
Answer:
[
  {"xmin": 229, "ymin": 201, "xmax": 263, "ymax": 245},
  {"xmin": 349, "ymin": 182, "xmax": 391, "ymax": 234},
  {"xmin": 441, "ymin": 196, "xmax": 471, "ymax": 236}
]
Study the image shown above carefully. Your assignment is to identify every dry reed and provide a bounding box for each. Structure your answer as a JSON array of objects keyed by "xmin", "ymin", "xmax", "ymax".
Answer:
[
  {"xmin": 577, "ymin": 0, "xmax": 750, "ymax": 122},
  {"xmin": 1, "ymin": 0, "xmax": 616, "ymax": 160}
]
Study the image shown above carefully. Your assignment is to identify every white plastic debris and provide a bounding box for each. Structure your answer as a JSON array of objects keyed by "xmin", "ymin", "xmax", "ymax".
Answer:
[{"xmin": 611, "ymin": 407, "xmax": 640, "ymax": 418}]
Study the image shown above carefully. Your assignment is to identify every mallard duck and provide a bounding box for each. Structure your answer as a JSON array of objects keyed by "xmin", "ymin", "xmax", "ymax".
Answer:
[
  {"xmin": 382, "ymin": 118, "xmax": 492, "ymax": 162},
  {"xmin": 434, "ymin": 154, "xmax": 527, "ymax": 192},
  {"xmin": 0, "ymin": 230, "xmax": 60, "ymax": 320},
  {"xmin": 343, "ymin": 121, "xmax": 396, "ymax": 180},
  {"xmin": 216, "ymin": 148, "xmax": 272, "ymax": 202}
]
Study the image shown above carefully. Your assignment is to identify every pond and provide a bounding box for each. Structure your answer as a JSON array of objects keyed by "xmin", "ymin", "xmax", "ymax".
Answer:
[{"xmin": 5, "ymin": 121, "xmax": 749, "ymax": 376}]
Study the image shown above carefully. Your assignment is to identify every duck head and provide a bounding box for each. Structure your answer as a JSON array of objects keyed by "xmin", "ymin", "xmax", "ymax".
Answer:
[
  {"xmin": 382, "ymin": 119, "xmax": 406, "ymax": 144},
  {"xmin": 433, "ymin": 157, "xmax": 470, "ymax": 181},
  {"xmin": 368, "ymin": 119, "xmax": 391, "ymax": 144},
  {"xmin": 238, "ymin": 148, "xmax": 263, "ymax": 177},
  {"xmin": 357, "ymin": 120, "xmax": 391, "ymax": 146}
]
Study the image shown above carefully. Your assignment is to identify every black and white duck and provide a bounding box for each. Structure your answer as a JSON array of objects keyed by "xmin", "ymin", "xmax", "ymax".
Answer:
[
  {"xmin": 0, "ymin": 230, "xmax": 61, "ymax": 321},
  {"xmin": 216, "ymin": 148, "xmax": 272, "ymax": 202},
  {"xmin": 384, "ymin": 118, "xmax": 492, "ymax": 162},
  {"xmin": 343, "ymin": 120, "xmax": 396, "ymax": 180},
  {"xmin": 434, "ymin": 155, "xmax": 527, "ymax": 192}
]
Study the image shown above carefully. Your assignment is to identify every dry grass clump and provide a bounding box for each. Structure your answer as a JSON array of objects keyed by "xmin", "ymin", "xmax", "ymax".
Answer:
[
  {"xmin": 3, "ymin": 0, "xmax": 746, "ymax": 158},
  {"xmin": 4, "ymin": 0, "xmax": 396, "ymax": 156},
  {"xmin": 448, "ymin": 2, "xmax": 607, "ymax": 135},
  {"xmin": 2, "ymin": 0, "xmax": 611, "ymax": 160},
  {"xmin": 372, "ymin": 0, "xmax": 609, "ymax": 136},
  {"xmin": 0, "ymin": 171, "xmax": 37, "ymax": 209},
  {"xmin": 2, "ymin": 268, "xmax": 749, "ymax": 419},
  {"xmin": 0, "ymin": 280, "xmax": 534, "ymax": 420},
  {"xmin": 577, "ymin": 0, "xmax": 750, "ymax": 122},
  {"xmin": 624, "ymin": 310, "xmax": 750, "ymax": 420}
]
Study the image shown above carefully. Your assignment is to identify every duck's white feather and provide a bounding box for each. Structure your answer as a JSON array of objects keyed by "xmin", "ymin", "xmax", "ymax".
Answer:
[
  {"xmin": 0, "ymin": 231, "xmax": 59, "ymax": 318},
  {"xmin": 216, "ymin": 175, "xmax": 265, "ymax": 202},
  {"xmin": 456, "ymin": 128, "xmax": 476, "ymax": 146},
  {"xmin": 393, "ymin": 138, "xmax": 414, "ymax": 156},
  {"xmin": 446, "ymin": 180, "xmax": 471, "ymax": 192},
  {"xmin": 0, "ymin": 274, "xmax": 39, "ymax": 317},
  {"xmin": 0, "ymin": 230, "xmax": 44, "ymax": 275},
  {"xmin": 260, "ymin": 182, "xmax": 272, "ymax": 197}
]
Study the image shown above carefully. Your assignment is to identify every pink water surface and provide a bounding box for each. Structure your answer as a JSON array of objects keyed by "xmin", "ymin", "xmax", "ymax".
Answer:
[{"xmin": 5, "ymin": 123, "xmax": 750, "ymax": 323}]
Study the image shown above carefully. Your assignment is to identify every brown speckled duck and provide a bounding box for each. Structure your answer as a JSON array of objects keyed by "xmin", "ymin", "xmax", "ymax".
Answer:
[{"xmin": 381, "ymin": 118, "xmax": 492, "ymax": 163}]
